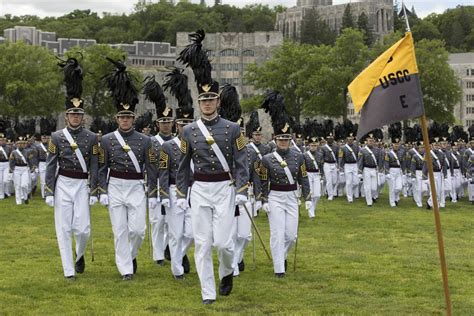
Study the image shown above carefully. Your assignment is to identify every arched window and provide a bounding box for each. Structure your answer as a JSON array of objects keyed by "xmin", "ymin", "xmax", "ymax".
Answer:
[
  {"xmin": 242, "ymin": 50, "xmax": 255, "ymax": 57},
  {"xmin": 220, "ymin": 49, "xmax": 239, "ymax": 57}
]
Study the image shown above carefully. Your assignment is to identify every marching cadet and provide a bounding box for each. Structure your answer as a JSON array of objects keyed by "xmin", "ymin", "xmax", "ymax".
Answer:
[
  {"xmin": 440, "ymin": 138, "xmax": 453, "ymax": 203},
  {"xmin": 0, "ymin": 120, "xmax": 13, "ymax": 200},
  {"xmin": 321, "ymin": 120, "xmax": 338, "ymax": 200},
  {"xmin": 45, "ymin": 57, "xmax": 99, "ymax": 280},
  {"xmin": 260, "ymin": 90, "xmax": 311, "ymax": 277},
  {"xmin": 357, "ymin": 133, "xmax": 379, "ymax": 207},
  {"xmin": 424, "ymin": 138, "xmax": 447, "ymax": 209},
  {"xmin": 409, "ymin": 142, "xmax": 426, "ymax": 208},
  {"xmin": 10, "ymin": 124, "xmax": 35, "ymax": 205},
  {"xmin": 37, "ymin": 118, "xmax": 56, "ymax": 198},
  {"xmin": 385, "ymin": 137, "xmax": 404, "ymax": 207},
  {"xmin": 24, "ymin": 120, "xmax": 39, "ymax": 197},
  {"xmin": 99, "ymin": 58, "xmax": 157, "ymax": 280},
  {"xmin": 292, "ymin": 125, "xmax": 304, "ymax": 153},
  {"xmin": 176, "ymin": 30, "xmax": 249, "ymax": 304},
  {"xmin": 143, "ymin": 75, "xmax": 174, "ymax": 266},
  {"xmin": 303, "ymin": 132, "xmax": 321, "ymax": 219},
  {"xmin": 338, "ymin": 120, "xmax": 359, "ymax": 203},
  {"xmin": 448, "ymin": 141, "xmax": 462, "ymax": 203},
  {"xmin": 159, "ymin": 68, "xmax": 195, "ymax": 279},
  {"xmin": 464, "ymin": 137, "xmax": 474, "ymax": 203},
  {"xmin": 246, "ymin": 111, "xmax": 269, "ymax": 216}
]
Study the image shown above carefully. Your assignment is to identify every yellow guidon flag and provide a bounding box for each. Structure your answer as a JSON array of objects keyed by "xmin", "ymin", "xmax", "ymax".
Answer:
[{"xmin": 348, "ymin": 32, "xmax": 424, "ymax": 140}]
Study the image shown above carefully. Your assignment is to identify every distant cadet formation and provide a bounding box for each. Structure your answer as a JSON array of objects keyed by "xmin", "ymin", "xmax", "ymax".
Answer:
[{"xmin": 1, "ymin": 29, "xmax": 474, "ymax": 305}]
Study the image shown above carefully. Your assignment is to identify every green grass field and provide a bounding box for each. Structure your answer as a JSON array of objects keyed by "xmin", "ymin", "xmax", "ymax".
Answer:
[{"xmin": 0, "ymin": 192, "xmax": 473, "ymax": 315}]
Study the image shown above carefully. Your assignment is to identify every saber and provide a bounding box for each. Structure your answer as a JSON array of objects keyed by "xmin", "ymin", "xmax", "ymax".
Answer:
[
  {"xmin": 242, "ymin": 204, "xmax": 272, "ymax": 262},
  {"xmin": 252, "ymin": 201, "xmax": 256, "ymax": 270},
  {"xmin": 90, "ymin": 212, "xmax": 95, "ymax": 262}
]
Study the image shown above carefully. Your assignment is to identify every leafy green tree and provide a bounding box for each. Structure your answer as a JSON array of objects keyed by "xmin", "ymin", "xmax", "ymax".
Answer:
[
  {"xmin": 342, "ymin": 4, "xmax": 355, "ymax": 30},
  {"xmin": 0, "ymin": 41, "xmax": 62, "ymax": 117},
  {"xmin": 300, "ymin": 9, "xmax": 336, "ymax": 46},
  {"xmin": 412, "ymin": 19, "xmax": 441, "ymax": 42},
  {"xmin": 393, "ymin": 0, "xmax": 405, "ymax": 32},
  {"xmin": 357, "ymin": 12, "xmax": 374, "ymax": 46}
]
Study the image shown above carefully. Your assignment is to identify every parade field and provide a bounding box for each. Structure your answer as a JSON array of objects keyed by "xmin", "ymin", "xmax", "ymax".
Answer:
[{"xmin": 0, "ymin": 194, "xmax": 473, "ymax": 315}]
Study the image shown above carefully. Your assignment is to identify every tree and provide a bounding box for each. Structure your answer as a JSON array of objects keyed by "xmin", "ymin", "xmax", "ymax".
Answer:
[
  {"xmin": 0, "ymin": 41, "xmax": 63, "ymax": 117},
  {"xmin": 357, "ymin": 12, "xmax": 374, "ymax": 46},
  {"xmin": 412, "ymin": 19, "xmax": 441, "ymax": 42},
  {"xmin": 64, "ymin": 45, "xmax": 134, "ymax": 118},
  {"xmin": 341, "ymin": 4, "xmax": 355, "ymax": 30},
  {"xmin": 415, "ymin": 39, "xmax": 461, "ymax": 123},
  {"xmin": 393, "ymin": 0, "xmax": 405, "ymax": 32},
  {"xmin": 300, "ymin": 9, "xmax": 336, "ymax": 46}
]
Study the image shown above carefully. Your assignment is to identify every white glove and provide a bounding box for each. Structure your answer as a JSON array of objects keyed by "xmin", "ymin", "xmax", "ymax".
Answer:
[
  {"xmin": 262, "ymin": 203, "xmax": 270, "ymax": 213},
  {"xmin": 177, "ymin": 198, "xmax": 187, "ymax": 210},
  {"xmin": 386, "ymin": 174, "xmax": 392, "ymax": 180},
  {"xmin": 7, "ymin": 173, "xmax": 13, "ymax": 182},
  {"xmin": 45, "ymin": 196, "xmax": 54, "ymax": 207},
  {"xmin": 255, "ymin": 200, "xmax": 262, "ymax": 211},
  {"xmin": 358, "ymin": 174, "xmax": 363, "ymax": 180},
  {"xmin": 305, "ymin": 201, "xmax": 312, "ymax": 211},
  {"xmin": 99, "ymin": 194, "xmax": 109, "ymax": 206},
  {"xmin": 235, "ymin": 194, "xmax": 247, "ymax": 206},
  {"xmin": 161, "ymin": 198, "xmax": 170, "ymax": 208},
  {"xmin": 89, "ymin": 196, "xmax": 98, "ymax": 206},
  {"xmin": 148, "ymin": 197, "xmax": 158, "ymax": 209}
]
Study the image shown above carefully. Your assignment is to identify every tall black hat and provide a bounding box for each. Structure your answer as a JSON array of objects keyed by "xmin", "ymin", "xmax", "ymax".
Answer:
[
  {"xmin": 428, "ymin": 122, "xmax": 442, "ymax": 143},
  {"xmin": 103, "ymin": 57, "xmax": 139, "ymax": 116},
  {"xmin": 134, "ymin": 111, "xmax": 154, "ymax": 133},
  {"xmin": 163, "ymin": 67, "xmax": 194, "ymax": 123},
  {"xmin": 177, "ymin": 30, "xmax": 219, "ymax": 101},
  {"xmin": 342, "ymin": 119, "xmax": 357, "ymax": 139},
  {"xmin": 469, "ymin": 124, "xmax": 474, "ymax": 141},
  {"xmin": 293, "ymin": 123, "xmax": 303, "ymax": 140},
  {"xmin": 90, "ymin": 117, "xmax": 108, "ymax": 135},
  {"xmin": 142, "ymin": 75, "xmax": 172, "ymax": 122},
  {"xmin": 58, "ymin": 56, "xmax": 85, "ymax": 113},
  {"xmin": 388, "ymin": 122, "xmax": 402, "ymax": 143},
  {"xmin": 14, "ymin": 119, "xmax": 36, "ymax": 142},
  {"xmin": 322, "ymin": 119, "xmax": 335, "ymax": 140},
  {"xmin": 261, "ymin": 90, "xmax": 292, "ymax": 140},
  {"xmin": 0, "ymin": 117, "xmax": 7, "ymax": 139},
  {"xmin": 245, "ymin": 111, "xmax": 262, "ymax": 138},
  {"xmin": 40, "ymin": 117, "xmax": 57, "ymax": 136},
  {"xmin": 334, "ymin": 122, "xmax": 345, "ymax": 141},
  {"xmin": 303, "ymin": 119, "xmax": 320, "ymax": 144},
  {"xmin": 219, "ymin": 84, "xmax": 241, "ymax": 123},
  {"xmin": 449, "ymin": 125, "xmax": 468, "ymax": 144}
]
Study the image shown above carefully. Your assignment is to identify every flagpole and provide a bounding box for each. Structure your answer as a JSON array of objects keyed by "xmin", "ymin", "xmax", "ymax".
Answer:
[{"xmin": 402, "ymin": 1, "xmax": 452, "ymax": 314}]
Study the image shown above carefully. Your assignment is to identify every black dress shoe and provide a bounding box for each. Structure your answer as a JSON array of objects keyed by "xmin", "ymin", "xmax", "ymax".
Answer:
[
  {"xmin": 156, "ymin": 260, "xmax": 165, "ymax": 266},
  {"xmin": 122, "ymin": 274, "xmax": 133, "ymax": 281},
  {"xmin": 182, "ymin": 255, "xmax": 190, "ymax": 274},
  {"xmin": 284, "ymin": 260, "xmax": 287, "ymax": 272},
  {"xmin": 24, "ymin": 199, "xmax": 29, "ymax": 204},
  {"xmin": 164, "ymin": 245, "xmax": 171, "ymax": 261},
  {"xmin": 426, "ymin": 202, "xmax": 431, "ymax": 210},
  {"xmin": 275, "ymin": 273, "xmax": 286, "ymax": 278},
  {"xmin": 372, "ymin": 198, "xmax": 377, "ymax": 203},
  {"xmin": 395, "ymin": 201, "xmax": 399, "ymax": 206},
  {"xmin": 219, "ymin": 273, "xmax": 233, "ymax": 296},
  {"xmin": 133, "ymin": 258, "xmax": 137, "ymax": 274},
  {"xmin": 202, "ymin": 299, "xmax": 215, "ymax": 305},
  {"xmin": 75, "ymin": 255, "xmax": 85, "ymax": 274},
  {"xmin": 174, "ymin": 274, "xmax": 185, "ymax": 280},
  {"xmin": 238, "ymin": 259, "xmax": 245, "ymax": 272},
  {"xmin": 65, "ymin": 275, "xmax": 76, "ymax": 281}
]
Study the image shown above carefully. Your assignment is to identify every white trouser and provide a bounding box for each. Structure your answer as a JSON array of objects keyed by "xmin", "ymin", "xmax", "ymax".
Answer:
[
  {"xmin": 30, "ymin": 169, "xmax": 38, "ymax": 193},
  {"xmin": 0, "ymin": 161, "xmax": 9, "ymax": 199},
  {"xmin": 444, "ymin": 174, "xmax": 452, "ymax": 201},
  {"xmin": 13, "ymin": 166, "xmax": 30, "ymax": 205},
  {"xmin": 307, "ymin": 172, "xmax": 321, "ymax": 218},
  {"xmin": 451, "ymin": 169, "xmax": 462, "ymax": 202},
  {"xmin": 363, "ymin": 168, "xmax": 377, "ymax": 206},
  {"xmin": 108, "ymin": 177, "xmax": 147, "ymax": 276},
  {"xmin": 468, "ymin": 178, "xmax": 474, "ymax": 201},
  {"xmin": 233, "ymin": 202, "xmax": 252, "ymax": 276},
  {"xmin": 377, "ymin": 172, "xmax": 385, "ymax": 196},
  {"xmin": 39, "ymin": 161, "xmax": 47, "ymax": 198},
  {"xmin": 54, "ymin": 175, "xmax": 90, "ymax": 277},
  {"xmin": 190, "ymin": 180, "xmax": 236, "ymax": 301},
  {"xmin": 149, "ymin": 200, "xmax": 167, "ymax": 262},
  {"xmin": 388, "ymin": 168, "xmax": 403, "ymax": 207},
  {"xmin": 413, "ymin": 171, "xmax": 424, "ymax": 207},
  {"xmin": 427, "ymin": 172, "xmax": 445, "ymax": 208},
  {"xmin": 268, "ymin": 190, "xmax": 298, "ymax": 274},
  {"xmin": 337, "ymin": 171, "xmax": 345, "ymax": 196},
  {"xmin": 344, "ymin": 164, "xmax": 358, "ymax": 202},
  {"xmin": 323, "ymin": 163, "xmax": 338, "ymax": 200},
  {"xmin": 167, "ymin": 184, "xmax": 193, "ymax": 276}
]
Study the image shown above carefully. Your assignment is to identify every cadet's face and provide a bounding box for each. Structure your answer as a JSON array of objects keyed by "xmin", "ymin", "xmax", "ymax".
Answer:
[
  {"xmin": 253, "ymin": 133, "xmax": 262, "ymax": 143},
  {"xmin": 0, "ymin": 138, "xmax": 6, "ymax": 145},
  {"xmin": 367, "ymin": 139, "xmax": 375, "ymax": 146},
  {"xmin": 116, "ymin": 115, "xmax": 134, "ymax": 131},
  {"xmin": 41, "ymin": 135, "xmax": 49, "ymax": 143},
  {"xmin": 176, "ymin": 123, "xmax": 187, "ymax": 136},
  {"xmin": 158, "ymin": 121, "xmax": 173, "ymax": 135},
  {"xmin": 199, "ymin": 98, "xmax": 220, "ymax": 117},
  {"xmin": 66, "ymin": 113, "xmax": 83, "ymax": 128},
  {"xmin": 276, "ymin": 139, "xmax": 290, "ymax": 150},
  {"xmin": 309, "ymin": 143, "xmax": 317, "ymax": 151},
  {"xmin": 347, "ymin": 138, "xmax": 353, "ymax": 145},
  {"xmin": 393, "ymin": 143, "xmax": 400, "ymax": 150},
  {"xmin": 17, "ymin": 142, "xmax": 26, "ymax": 149}
]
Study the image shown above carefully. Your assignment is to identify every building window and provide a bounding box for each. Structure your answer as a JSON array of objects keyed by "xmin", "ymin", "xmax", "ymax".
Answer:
[
  {"xmin": 348, "ymin": 109, "xmax": 355, "ymax": 115},
  {"xmin": 467, "ymin": 107, "xmax": 474, "ymax": 114},
  {"xmin": 242, "ymin": 50, "xmax": 255, "ymax": 57},
  {"xmin": 467, "ymin": 81, "xmax": 474, "ymax": 89},
  {"xmin": 206, "ymin": 50, "xmax": 215, "ymax": 57},
  {"xmin": 220, "ymin": 49, "xmax": 239, "ymax": 57},
  {"xmin": 233, "ymin": 78, "xmax": 240, "ymax": 85},
  {"xmin": 467, "ymin": 95, "xmax": 474, "ymax": 102},
  {"xmin": 471, "ymin": 69, "xmax": 474, "ymax": 76},
  {"xmin": 467, "ymin": 120, "xmax": 474, "ymax": 126},
  {"xmin": 233, "ymin": 63, "xmax": 239, "ymax": 71}
]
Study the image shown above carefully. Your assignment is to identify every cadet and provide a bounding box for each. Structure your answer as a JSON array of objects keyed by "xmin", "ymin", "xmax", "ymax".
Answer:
[
  {"xmin": 259, "ymin": 90, "xmax": 311, "ymax": 277},
  {"xmin": 303, "ymin": 135, "xmax": 321, "ymax": 219},
  {"xmin": 409, "ymin": 142, "xmax": 426, "ymax": 208},
  {"xmin": 338, "ymin": 126, "xmax": 359, "ymax": 203},
  {"xmin": 10, "ymin": 128, "xmax": 34, "ymax": 205},
  {"xmin": 357, "ymin": 133, "xmax": 379, "ymax": 207},
  {"xmin": 99, "ymin": 58, "xmax": 157, "ymax": 280},
  {"xmin": 38, "ymin": 118, "xmax": 56, "ymax": 198},
  {"xmin": 45, "ymin": 57, "xmax": 99, "ymax": 280},
  {"xmin": 320, "ymin": 122, "xmax": 338, "ymax": 200},
  {"xmin": 0, "ymin": 121, "xmax": 12, "ymax": 200},
  {"xmin": 424, "ymin": 139, "xmax": 447, "ymax": 209}
]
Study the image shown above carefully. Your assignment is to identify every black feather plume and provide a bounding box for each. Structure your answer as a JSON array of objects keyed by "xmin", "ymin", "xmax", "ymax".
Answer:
[
  {"xmin": 177, "ymin": 30, "xmax": 212, "ymax": 86},
  {"xmin": 219, "ymin": 84, "xmax": 241, "ymax": 123}
]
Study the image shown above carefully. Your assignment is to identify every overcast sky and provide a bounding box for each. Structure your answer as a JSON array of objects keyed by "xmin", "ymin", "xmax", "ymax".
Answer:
[{"xmin": 0, "ymin": 0, "xmax": 472, "ymax": 19}]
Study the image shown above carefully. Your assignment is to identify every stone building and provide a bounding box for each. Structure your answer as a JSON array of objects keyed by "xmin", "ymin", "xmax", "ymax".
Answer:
[
  {"xmin": 276, "ymin": 0, "xmax": 394, "ymax": 41},
  {"xmin": 449, "ymin": 52, "xmax": 474, "ymax": 129}
]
